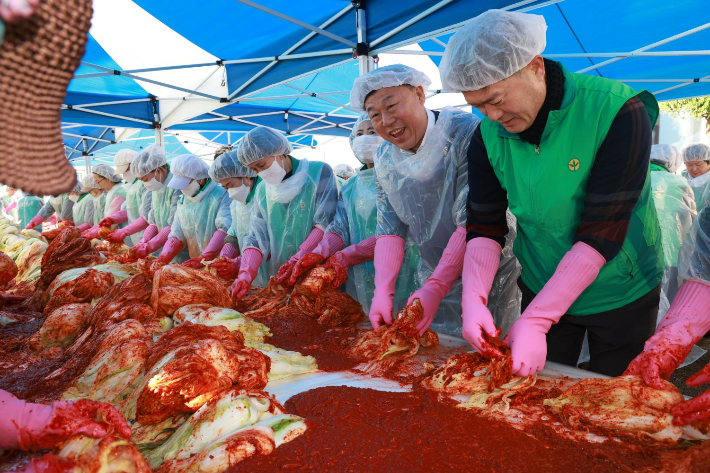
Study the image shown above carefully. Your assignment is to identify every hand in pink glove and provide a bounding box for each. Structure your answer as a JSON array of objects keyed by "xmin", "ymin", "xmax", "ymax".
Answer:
[
  {"xmin": 140, "ymin": 224, "xmax": 159, "ymax": 244},
  {"xmin": 82, "ymin": 226, "xmax": 100, "ymax": 240},
  {"xmin": 200, "ymin": 230, "xmax": 228, "ymax": 261},
  {"xmin": 288, "ymin": 233, "xmax": 345, "ymax": 286},
  {"xmin": 369, "ymin": 236, "xmax": 405, "ymax": 329},
  {"xmin": 231, "ymin": 248, "xmax": 263, "ymax": 301},
  {"xmin": 0, "ymin": 391, "xmax": 131, "ymax": 451},
  {"xmin": 156, "ymin": 237, "xmax": 184, "ymax": 265},
  {"xmin": 625, "ymin": 281, "xmax": 710, "ymax": 389},
  {"xmin": 182, "ymin": 258, "xmax": 205, "ymax": 269},
  {"xmin": 461, "ymin": 237, "xmax": 504, "ymax": 357},
  {"xmin": 506, "ymin": 242, "xmax": 606, "ymax": 377},
  {"xmin": 140, "ymin": 226, "xmax": 171, "ymax": 258},
  {"xmin": 210, "ymin": 258, "xmax": 240, "ymax": 280},
  {"xmin": 133, "ymin": 243, "xmax": 150, "ymax": 259},
  {"xmin": 76, "ymin": 222, "xmax": 91, "ymax": 232},
  {"xmin": 407, "ymin": 227, "xmax": 466, "ymax": 336},
  {"xmin": 25, "ymin": 216, "xmax": 44, "ymax": 230},
  {"xmin": 671, "ymin": 363, "xmax": 710, "ymax": 426},
  {"xmin": 106, "ymin": 229, "xmax": 127, "ymax": 243},
  {"xmin": 324, "ymin": 252, "xmax": 350, "ymax": 288},
  {"xmin": 99, "ymin": 217, "xmax": 115, "ymax": 227},
  {"xmin": 275, "ymin": 227, "xmax": 325, "ymax": 286}
]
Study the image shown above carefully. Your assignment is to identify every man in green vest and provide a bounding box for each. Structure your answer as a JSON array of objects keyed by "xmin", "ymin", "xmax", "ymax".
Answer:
[{"xmin": 439, "ymin": 9, "xmax": 664, "ymax": 377}]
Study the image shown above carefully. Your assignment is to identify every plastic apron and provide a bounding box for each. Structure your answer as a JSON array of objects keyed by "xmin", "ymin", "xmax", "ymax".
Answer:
[
  {"xmin": 92, "ymin": 193, "xmax": 107, "ymax": 225},
  {"xmin": 18, "ymin": 196, "xmax": 44, "ymax": 231},
  {"xmin": 245, "ymin": 159, "xmax": 329, "ymax": 277},
  {"xmin": 331, "ymin": 168, "xmax": 420, "ymax": 314},
  {"xmin": 230, "ymin": 196, "xmax": 269, "ymax": 288},
  {"xmin": 375, "ymin": 108, "xmax": 478, "ymax": 336},
  {"xmin": 171, "ymin": 180, "xmax": 231, "ymax": 259},
  {"xmin": 72, "ymin": 194, "xmax": 94, "ymax": 227},
  {"xmin": 123, "ymin": 179, "xmax": 148, "ymax": 246},
  {"xmin": 103, "ymin": 183, "xmax": 128, "ymax": 230},
  {"xmin": 684, "ymin": 170, "xmax": 710, "ymax": 211}
]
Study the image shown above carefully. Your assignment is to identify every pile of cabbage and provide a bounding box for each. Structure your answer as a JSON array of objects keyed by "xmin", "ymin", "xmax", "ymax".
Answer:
[{"xmin": 0, "ymin": 215, "xmax": 47, "ymax": 282}]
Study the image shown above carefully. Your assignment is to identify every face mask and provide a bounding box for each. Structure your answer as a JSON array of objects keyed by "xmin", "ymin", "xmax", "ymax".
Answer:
[
  {"xmin": 182, "ymin": 180, "xmax": 201, "ymax": 198},
  {"xmin": 50, "ymin": 196, "xmax": 62, "ymax": 207},
  {"xmin": 123, "ymin": 171, "xmax": 135, "ymax": 183},
  {"xmin": 258, "ymin": 157, "xmax": 287, "ymax": 185},
  {"xmin": 68, "ymin": 194, "xmax": 80, "ymax": 203},
  {"xmin": 228, "ymin": 185, "xmax": 250, "ymax": 203},
  {"xmin": 144, "ymin": 177, "xmax": 165, "ymax": 191},
  {"xmin": 352, "ymin": 135, "xmax": 383, "ymax": 164}
]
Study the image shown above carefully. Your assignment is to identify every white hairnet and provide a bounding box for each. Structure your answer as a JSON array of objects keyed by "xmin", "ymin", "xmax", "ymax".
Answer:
[
  {"xmin": 651, "ymin": 144, "xmax": 681, "ymax": 173},
  {"xmin": 683, "ymin": 142, "xmax": 710, "ymax": 163},
  {"xmin": 209, "ymin": 150, "xmax": 257, "ymax": 182},
  {"xmin": 92, "ymin": 164, "xmax": 122, "ymax": 183},
  {"xmin": 349, "ymin": 112, "xmax": 372, "ymax": 147},
  {"xmin": 237, "ymin": 127, "xmax": 292, "ymax": 166},
  {"xmin": 131, "ymin": 144, "xmax": 167, "ymax": 178},
  {"xmin": 114, "ymin": 149, "xmax": 138, "ymax": 173},
  {"xmin": 334, "ymin": 163, "xmax": 356, "ymax": 179},
  {"xmin": 350, "ymin": 64, "xmax": 432, "ymax": 112},
  {"xmin": 72, "ymin": 177, "xmax": 84, "ymax": 193},
  {"xmin": 439, "ymin": 10, "xmax": 547, "ymax": 92},
  {"xmin": 81, "ymin": 174, "xmax": 101, "ymax": 191},
  {"xmin": 171, "ymin": 154, "xmax": 210, "ymax": 181}
]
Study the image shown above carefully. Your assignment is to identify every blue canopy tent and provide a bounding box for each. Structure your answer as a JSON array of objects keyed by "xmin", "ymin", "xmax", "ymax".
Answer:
[{"xmin": 414, "ymin": 0, "xmax": 710, "ymax": 101}]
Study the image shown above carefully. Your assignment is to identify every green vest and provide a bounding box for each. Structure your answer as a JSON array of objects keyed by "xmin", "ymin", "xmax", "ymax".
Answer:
[{"xmin": 481, "ymin": 64, "xmax": 664, "ymax": 315}]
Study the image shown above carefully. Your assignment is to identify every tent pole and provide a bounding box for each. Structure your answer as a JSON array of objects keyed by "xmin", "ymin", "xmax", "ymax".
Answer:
[
  {"xmin": 356, "ymin": 2, "xmax": 372, "ymax": 76},
  {"xmin": 654, "ymin": 73, "xmax": 710, "ymax": 95},
  {"xmin": 155, "ymin": 129, "xmax": 164, "ymax": 148}
]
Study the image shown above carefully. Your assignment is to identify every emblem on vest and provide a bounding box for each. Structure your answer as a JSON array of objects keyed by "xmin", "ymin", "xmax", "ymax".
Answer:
[{"xmin": 568, "ymin": 159, "xmax": 580, "ymax": 172}]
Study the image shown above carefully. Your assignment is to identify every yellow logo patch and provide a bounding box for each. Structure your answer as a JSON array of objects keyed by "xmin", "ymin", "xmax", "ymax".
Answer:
[{"xmin": 568, "ymin": 159, "xmax": 580, "ymax": 171}]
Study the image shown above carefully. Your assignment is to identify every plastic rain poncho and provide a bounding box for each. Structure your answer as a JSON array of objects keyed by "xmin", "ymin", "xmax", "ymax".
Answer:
[
  {"xmin": 72, "ymin": 194, "xmax": 94, "ymax": 227},
  {"xmin": 680, "ymin": 205, "xmax": 710, "ymax": 286},
  {"xmin": 38, "ymin": 194, "xmax": 74, "ymax": 222},
  {"xmin": 328, "ymin": 167, "xmax": 420, "ymax": 314},
  {"xmin": 121, "ymin": 179, "xmax": 151, "ymax": 246},
  {"xmin": 651, "ymin": 145, "xmax": 697, "ymax": 304},
  {"xmin": 375, "ymin": 106, "xmax": 520, "ymax": 335},
  {"xmin": 91, "ymin": 192, "xmax": 107, "ymax": 225},
  {"xmin": 101, "ymin": 183, "xmax": 128, "ymax": 229},
  {"xmin": 439, "ymin": 9, "xmax": 547, "ymax": 92},
  {"xmin": 229, "ymin": 192, "xmax": 269, "ymax": 288},
  {"xmin": 170, "ymin": 180, "xmax": 232, "ymax": 258},
  {"xmin": 17, "ymin": 195, "xmax": 44, "ymax": 230},
  {"xmin": 146, "ymin": 172, "xmax": 180, "ymax": 232},
  {"xmin": 243, "ymin": 158, "xmax": 338, "ymax": 276}
]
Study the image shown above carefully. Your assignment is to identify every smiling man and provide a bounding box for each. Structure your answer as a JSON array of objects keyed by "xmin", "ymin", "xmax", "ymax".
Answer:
[
  {"xmin": 349, "ymin": 64, "xmax": 519, "ymax": 338},
  {"xmin": 440, "ymin": 9, "xmax": 664, "ymax": 377}
]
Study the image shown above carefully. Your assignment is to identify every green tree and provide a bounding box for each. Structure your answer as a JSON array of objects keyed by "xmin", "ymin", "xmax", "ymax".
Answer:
[{"xmin": 659, "ymin": 97, "xmax": 710, "ymax": 134}]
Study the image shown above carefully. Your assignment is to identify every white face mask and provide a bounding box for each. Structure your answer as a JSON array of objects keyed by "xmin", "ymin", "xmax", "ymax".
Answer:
[
  {"xmin": 228, "ymin": 185, "xmax": 250, "ymax": 203},
  {"xmin": 144, "ymin": 177, "xmax": 165, "ymax": 192},
  {"xmin": 50, "ymin": 196, "xmax": 62, "ymax": 207},
  {"xmin": 182, "ymin": 180, "xmax": 201, "ymax": 199},
  {"xmin": 68, "ymin": 194, "xmax": 80, "ymax": 203},
  {"xmin": 123, "ymin": 171, "xmax": 135, "ymax": 183},
  {"xmin": 258, "ymin": 157, "xmax": 287, "ymax": 185},
  {"xmin": 352, "ymin": 135, "xmax": 383, "ymax": 164}
]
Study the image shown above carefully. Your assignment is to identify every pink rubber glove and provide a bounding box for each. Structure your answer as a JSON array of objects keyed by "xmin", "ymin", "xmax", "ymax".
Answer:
[
  {"xmin": 4, "ymin": 202, "xmax": 17, "ymax": 214},
  {"xmin": 407, "ymin": 227, "xmax": 466, "ymax": 336},
  {"xmin": 200, "ymin": 230, "xmax": 228, "ymax": 261},
  {"xmin": 220, "ymin": 243, "xmax": 239, "ymax": 259},
  {"xmin": 106, "ymin": 216, "xmax": 149, "ymax": 243},
  {"xmin": 143, "ymin": 225, "xmax": 171, "ymax": 255},
  {"xmin": 76, "ymin": 222, "xmax": 91, "ymax": 232},
  {"xmin": 671, "ymin": 363, "xmax": 710, "ymax": 426},
  {"xmin": 625, "ymin": 281, "xmax": 710, "ymax": 389},
  {"xmin": 231, "ymin": 248, "xmax": 263, "ymax": 301},
  {"xmin": 324, "ymin": 235, "xmax": 376, "ymax": 288},
  {"xmin": 139, "ymin": 224, "xmax": 159, "ymax": 244},
  {"xmin": 288, "ymin": 232, "xmax": 345, "ymax": 286},
  {"xmin": 369, "ymin": 236, "xmax": 405, "ymax": 329},
  {"xmin": 275, "ymin": 227, "xmax": 324, "ymax": 285},
  {"xmin": 210, "ymin": 257, "xmax": 241, "ymax": 279},
  {"xmin": 0, "ymin": 0, "xmax": 40, "ymax": 23},
  {"xmin": 100, "ymin": 210, "xmax": 128, "ymax": 228},
  {"xmin": 156, "ymin": 237, "xmax": 184, "ymax": 264},
  {"xmin": 25, "ymin": 215, "xmax": 44, "ymax": 230},
  {"xmin": 0, "ymin": 390, "xmax": 131, "ymax": 450},
  {"xmin": 506, "ymin": 242, "xmax": 606, "ymax": 377},
  {"xmin": 461, "ymin": 237, "xmax": 504, "ymax": 356},
  {"xmin": 182, "ymin": 258, "xmax": 206, "ymax": 269},
  {"xmin": 82, "ymin": 225, "xmax": 100, "ymax": 240}
]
